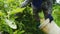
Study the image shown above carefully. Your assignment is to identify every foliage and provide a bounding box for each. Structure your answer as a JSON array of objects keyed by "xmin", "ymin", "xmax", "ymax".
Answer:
[{"xmin": 0, "ymin": 0, "xmax": 60, "ymax": 34}]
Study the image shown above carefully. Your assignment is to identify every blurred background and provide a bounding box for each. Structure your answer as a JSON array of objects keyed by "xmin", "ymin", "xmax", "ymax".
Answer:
[{"xmin": 0, "ymin": 0, "xmax": 60, "ymax": 34}]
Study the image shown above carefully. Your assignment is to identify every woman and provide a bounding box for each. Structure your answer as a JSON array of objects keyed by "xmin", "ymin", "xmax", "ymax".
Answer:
[{"xmin": 21, "ymin": 0, "xmax": 53, "ymax": 28}]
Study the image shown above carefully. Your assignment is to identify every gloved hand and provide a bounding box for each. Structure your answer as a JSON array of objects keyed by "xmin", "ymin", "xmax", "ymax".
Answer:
[
  {"xmin": 20, "ymin": 0, "xmax": 30, "ymax": 8},
  {"xmin": 20, "ymin": 2, "xmax": 26, "ymax": 8}
]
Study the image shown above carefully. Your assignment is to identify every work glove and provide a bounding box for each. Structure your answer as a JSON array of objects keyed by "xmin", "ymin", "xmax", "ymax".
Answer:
[
  {"xmin": 20, "ymin": 0, "xmax": 30, "ymax": 8},
  {"xmin": 20, "ymin": 2, "xmax": 27, "ymax": 8}
]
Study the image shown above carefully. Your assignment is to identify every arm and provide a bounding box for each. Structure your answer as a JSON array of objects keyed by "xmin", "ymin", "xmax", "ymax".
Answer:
[{"xmin": 21, "ymin": 0, "xmax": 31, "ymax": 8}]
